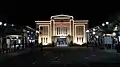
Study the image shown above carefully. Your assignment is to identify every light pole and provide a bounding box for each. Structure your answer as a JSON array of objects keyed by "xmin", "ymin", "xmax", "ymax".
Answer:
[{"xmin": 0, "ymin": 22, "xmax": 2, "ymax": 52}]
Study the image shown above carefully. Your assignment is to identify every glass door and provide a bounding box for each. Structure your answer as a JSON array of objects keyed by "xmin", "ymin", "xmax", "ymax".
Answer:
[{"xmin": 57, "ymin": 38, "xmax": 67, "ymax": 47}]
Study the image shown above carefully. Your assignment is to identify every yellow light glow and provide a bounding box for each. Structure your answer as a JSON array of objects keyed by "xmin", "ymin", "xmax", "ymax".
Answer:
[
  {"xmin": 48, "ymin": 40, "xmax": 52, "ymax": 43},
  {"xmin": 43, "ymin": 43, "xmax": 48, "ymax": 45},
  {"xmin": 38, "ymin": 36, "xmax": 41, "ymax": 44},
  {"xmin": 77, "ymin": 42, "xmax": 83, "ymax": 45}
]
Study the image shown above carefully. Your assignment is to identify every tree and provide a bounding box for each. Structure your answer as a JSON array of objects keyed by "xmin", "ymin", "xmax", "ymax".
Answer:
[{"xmin": 101, "ymin": 23, "xmax": 114, "ymax": 34}]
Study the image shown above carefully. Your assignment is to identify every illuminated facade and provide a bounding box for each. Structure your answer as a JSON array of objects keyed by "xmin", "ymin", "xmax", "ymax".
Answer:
[{"xmin": 36, "ymin": 15, "xmax": 88, "ymax": 46}]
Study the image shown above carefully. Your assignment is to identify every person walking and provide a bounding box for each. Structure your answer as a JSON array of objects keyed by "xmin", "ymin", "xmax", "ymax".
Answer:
[
  {"xmin": 40, "ymin": 42, "xmax": 43, "ymax": 51},
  {"xmin": 2, "ymin": 42, "xmax": 7, "ymax": 53}
]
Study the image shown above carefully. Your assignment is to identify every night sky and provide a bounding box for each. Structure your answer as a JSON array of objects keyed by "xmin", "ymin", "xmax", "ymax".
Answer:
[{"xmin": 0, "ymin": 1, "xmax": 120, "ymax": 29}]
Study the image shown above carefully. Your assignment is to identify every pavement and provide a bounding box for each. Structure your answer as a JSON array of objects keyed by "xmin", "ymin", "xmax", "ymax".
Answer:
[
  {"xmin": 0, "ymin": 48, "xmax": 31, "ymax": 62},
  {"xmin": 0, "ymin": 47, "xmax": 119, "ymax": 67}
]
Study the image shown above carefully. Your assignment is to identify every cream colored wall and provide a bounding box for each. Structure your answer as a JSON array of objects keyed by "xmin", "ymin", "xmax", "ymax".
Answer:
[{"xmin": 73, "ymin": 23, "xmax": 88, "ymax": 45}]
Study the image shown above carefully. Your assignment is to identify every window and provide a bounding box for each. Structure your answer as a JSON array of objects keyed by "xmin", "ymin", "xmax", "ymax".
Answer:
[
  {"xmin": 77, "ymin": 37, "xmax": 78, "ymax": 42},
  {"xmin": 57, "ymin": 27, "xmax": 58, "ymax": 35},
  {"xmin": 46, "ymin": 38, "xmax": 47, "ymax": 43},
  {"xmin": 76, "ymin": 26, "xmax": 84, "ymax": 35},
  {"xmin": 40, "ymin": 27, "xmax": 43, "ymax": 30},
  {"xmin": 82, "ymin": 37, "xmax": 83, "ymax": 42},
  {"xmin": 40, "ymin": 26, "xmax": 48, "ymax": 35},
  {"xmin": 61, "ymin": 27, "xmax": 63, "ymax": 35},
  {"xmin": 59, "ymin": 27, "xmax": 61, "ymax": 34},
  {"xmin": 79, "ymin": 37, "xmax": 81, "ymax": 42},
  {"xmin": 65, "ymin": 27, "xmax": 67, "ymax": 35},
  {"xmin": 44, "ymin": 38, "xmax": 45, "ymax": 43},
  {"xmin": 63, "ymin": 27, "xmax": 65, "ymax": 34},
  {"xmin": 41, "ymin": 38, "xmax": 43, "ymax": 43},
  {"xmin": 44, "ymin": 26, "xmax": 48, "ymax": 35}
]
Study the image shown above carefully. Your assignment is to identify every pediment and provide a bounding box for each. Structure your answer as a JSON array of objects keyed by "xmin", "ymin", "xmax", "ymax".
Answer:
[{"xmin": 51, "ymin": 14, "xmax": 73, "ymax": 20}]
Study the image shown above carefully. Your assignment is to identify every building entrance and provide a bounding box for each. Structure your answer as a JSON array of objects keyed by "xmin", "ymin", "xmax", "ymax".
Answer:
[{"xmin": 56, "ymin": 38, "xmax": 68, "ymax": 47}]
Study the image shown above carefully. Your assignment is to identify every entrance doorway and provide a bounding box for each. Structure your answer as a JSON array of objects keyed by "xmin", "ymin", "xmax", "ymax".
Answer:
[{"xmin": 56, "ymin": 38, "xmax": 68, "ymax": 47}]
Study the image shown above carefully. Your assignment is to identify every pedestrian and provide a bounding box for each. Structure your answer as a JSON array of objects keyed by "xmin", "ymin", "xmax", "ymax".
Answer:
[
  {"xmin": 14, "ymin": 41, "xmax": 16, "ymax": 52},
  {"xmin": 2, "ymin": 43, "xmax": 7, "ymax": 53},
  {"xmin": 116, "ymin": 43, "xmax": 120, "ymax": 53},
  {"xmin": 40, "ymin": 42, "xmax": 43, "ymax": 51}
]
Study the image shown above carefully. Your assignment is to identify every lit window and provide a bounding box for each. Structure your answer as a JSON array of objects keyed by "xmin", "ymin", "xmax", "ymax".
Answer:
[
  {"xmin": 82, "ymin": 37, "xmax": 83, "ymax": 42},
  {"xmin": 57, "ymin": 27, "xmax": 58, "ymax": 35},
  {"xmin": 46, "ymin": 38, "xmax": 47, "ymax": 43},
  {"xmin": 59, "ymin": 27, "xmax": 60, "ymax": 35},
  {"xmin": 44, "ymin": 38, "xmax": 45, "ymax": 43},
  {"xmin": 41, "ymin": 38, "xmax": 43, "ymax": 43},
  {"xmin": 77, "ymin": 37, "xmax": 78, "ymax": 42},
  {"xmin": 66, "ymin": 27, "xmax": 67, "ymax": 35}
]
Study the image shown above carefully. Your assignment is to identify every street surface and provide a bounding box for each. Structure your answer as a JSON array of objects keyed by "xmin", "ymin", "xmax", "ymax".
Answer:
[{"xmin": 1, "ymin": 47, "xmax": 120, "ymax": 67}]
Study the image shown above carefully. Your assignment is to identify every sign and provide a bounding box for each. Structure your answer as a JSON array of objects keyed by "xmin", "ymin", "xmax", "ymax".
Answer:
[
  {"xmin": 103, "ymin": 36, "xmax": 113, "ymax": 44},
  {"xmin": 55, "ymin": 23, "xmax": 70, "ymax": 26}
]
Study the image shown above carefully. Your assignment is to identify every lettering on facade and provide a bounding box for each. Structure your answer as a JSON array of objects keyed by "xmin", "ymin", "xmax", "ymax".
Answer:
[{"xmin": 55, "ymin": 23, "xmax": 70, "ymax": 26}]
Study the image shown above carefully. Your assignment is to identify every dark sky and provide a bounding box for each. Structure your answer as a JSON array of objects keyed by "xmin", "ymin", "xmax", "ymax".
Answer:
[{"xmin": 0, "ymin": 1, "xmax": 120, "ymax": 29}]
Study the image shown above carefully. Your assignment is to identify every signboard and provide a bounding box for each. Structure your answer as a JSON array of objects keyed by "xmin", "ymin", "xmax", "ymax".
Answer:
[
  {"xmin": 103, "ymin": 36, "xmax": 113, "ymax": 44},
  {"xmin": 55, "ymin": 23, "xmax": 70, "ymax": 26}
]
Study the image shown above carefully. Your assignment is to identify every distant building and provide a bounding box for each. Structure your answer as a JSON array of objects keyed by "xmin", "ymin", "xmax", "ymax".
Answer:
[
  {"xmin": 36, "ymin": 14, "xmax": 89, "ymax": 46},
  {"xmin": 5, "ymin": 25, "xmax": 36, "ymax": 49}
]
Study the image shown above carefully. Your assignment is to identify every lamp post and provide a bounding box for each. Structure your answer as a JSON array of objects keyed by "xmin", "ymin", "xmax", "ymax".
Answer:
[{"xmin": 0, "ymin": 22, "xmax": 2, "ymax": 52}]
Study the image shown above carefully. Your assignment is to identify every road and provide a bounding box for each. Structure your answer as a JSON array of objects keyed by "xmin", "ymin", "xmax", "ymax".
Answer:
[{"xmin": 1, "ymin": 47, "xmax": 120, "ymax": 67}]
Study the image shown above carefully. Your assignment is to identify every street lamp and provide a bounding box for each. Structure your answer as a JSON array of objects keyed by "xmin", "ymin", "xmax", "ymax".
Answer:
[
  {"xmin": 12, "ymin": 24, "xmax": 14, "ymax": 26},
  {"xmin": 27, "ymin": 31, "xmax": 30, "ymax": 33},
  {"xmin": 106, "ymin": 21, "xmax": 109, "ymax": 25},
  {"xmin": 114, "ymin": 25, "xmax": 118, "ymax": 31},
  {"xmin": 93, "ymin": 32, "xmax": 95, "ymax": 35},
  {"xmin": 4, "ymin": 23, "xmax": 7, "ymax": 26},
  {"xmin": 113, "ymin": 32, "xmax": 116, "ymax": 36},
  {"xmin": 96, "ymin": 36, "xmax": 99, "ymax": 38},
  {"xmin": 0, "ymin": 22, "xmax": 2, "ymax": 25},
  {"xmin": 36, "ymin": 31, "xmax": 39, "ymax": 33},
  {"xmin": 93, "ymin": 28, "xmax": 96, "ymax": 31},
  {"xmin": 86, "ymin": 30, "xmax": 89, "ymax": 33},
  {"xmin": 102, "ymin": 23, "xmax": 105, "ymax": 26}
]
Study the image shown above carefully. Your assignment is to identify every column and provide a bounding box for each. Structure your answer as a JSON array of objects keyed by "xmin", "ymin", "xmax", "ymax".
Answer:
[
  {"xmin": 83, "ymin": 25, "xmax": 86, "ymax": 43},
  {"xmin": 53, "ymin": 21, "xmax": 55, "ymax": 36}
]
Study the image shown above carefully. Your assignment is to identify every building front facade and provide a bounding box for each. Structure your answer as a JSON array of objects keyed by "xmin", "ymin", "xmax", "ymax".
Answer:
[{"xmin": 36, "ymin": 15, "xmax": 88, "ymax": 46}]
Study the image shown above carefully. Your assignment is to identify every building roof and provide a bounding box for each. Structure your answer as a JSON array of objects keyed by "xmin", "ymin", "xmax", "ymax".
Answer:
[{"xmin": 51, "ymin": 14, "xmax": 73, "ymax": 20}]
